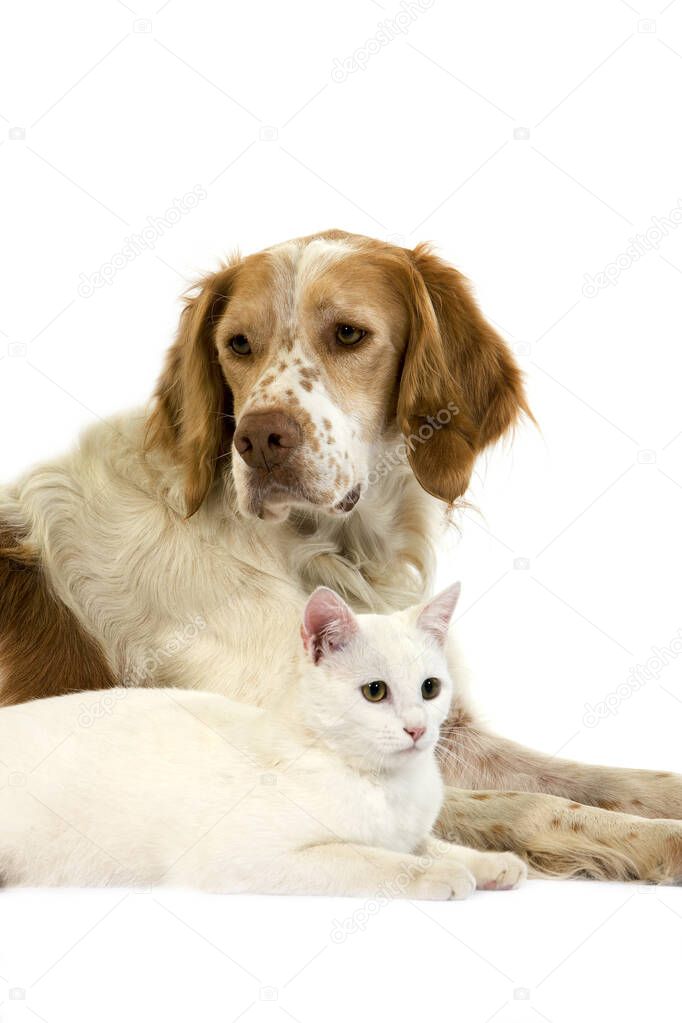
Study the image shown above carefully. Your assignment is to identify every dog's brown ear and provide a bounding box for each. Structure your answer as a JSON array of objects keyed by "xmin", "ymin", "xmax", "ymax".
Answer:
[
  {"xmin": 146, "ymin": 263, "xmax": 239, "ymax": 516},
  {"xmin": 397, "ymin": 244, "xmax": 530, "ymax": 503}
]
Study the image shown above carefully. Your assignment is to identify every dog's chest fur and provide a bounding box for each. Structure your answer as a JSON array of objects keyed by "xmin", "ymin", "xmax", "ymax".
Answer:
[{"xmin": 2, "ymin": 414, "xmax": 439, "ymax": 707}]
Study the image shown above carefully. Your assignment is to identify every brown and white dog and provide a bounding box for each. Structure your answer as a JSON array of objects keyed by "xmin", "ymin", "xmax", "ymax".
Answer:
[{"xmin": 1, "ymin": 229, "xmax": 681, "ymax": 882}]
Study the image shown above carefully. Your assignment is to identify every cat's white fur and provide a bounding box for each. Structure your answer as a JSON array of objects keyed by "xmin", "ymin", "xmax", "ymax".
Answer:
[{"xmin": 0, "ymin": 584, "xmax": 525, "ymax": 898}]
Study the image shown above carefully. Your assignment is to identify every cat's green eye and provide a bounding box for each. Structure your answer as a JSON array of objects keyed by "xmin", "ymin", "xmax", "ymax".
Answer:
[
  {"xmin": 421, "ymin": 677, "xmax": 441, "ymax": 700},
  {"xmin": 362, "ymin": 680, "xmax": 387, "ymax": 702}
]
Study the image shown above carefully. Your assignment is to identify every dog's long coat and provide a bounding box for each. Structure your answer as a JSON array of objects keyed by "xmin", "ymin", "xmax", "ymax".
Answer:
[{"xmin": 1, "ymin": 230, "xmax": 681, "ymax": 882}]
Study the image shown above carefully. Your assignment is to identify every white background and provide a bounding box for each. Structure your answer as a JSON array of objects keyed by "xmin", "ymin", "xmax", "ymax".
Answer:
[{"xmin": 2, "ymin": 0, "xmax": 682, "ymax": 1020}]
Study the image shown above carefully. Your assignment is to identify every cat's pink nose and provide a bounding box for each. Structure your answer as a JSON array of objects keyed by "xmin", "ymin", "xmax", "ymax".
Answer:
[{"xmin": 404, "ymin": 726, "xmax": 425, "ymax": 744}]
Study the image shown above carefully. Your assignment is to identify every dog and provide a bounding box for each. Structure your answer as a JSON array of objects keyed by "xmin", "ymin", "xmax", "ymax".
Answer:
[{"xmin": 1, "ymin": 229, "xmax": 681, "ymax": 882}]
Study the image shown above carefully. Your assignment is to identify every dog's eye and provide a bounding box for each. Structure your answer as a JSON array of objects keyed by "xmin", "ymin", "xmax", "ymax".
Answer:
[
  {"xmin": 362, "ymin": 680, "xmax": 387, "ymax": 702},
  {"xmin": 335, "ymin": 324, "xmax": 366, "ymax": 346},
  {"xmin": 229, "ymin": 334, "xmax": 251, "ymax": 355},
  {"xmin": 421, "ymin": 677, "xmax": 441, "ymax": 700}
]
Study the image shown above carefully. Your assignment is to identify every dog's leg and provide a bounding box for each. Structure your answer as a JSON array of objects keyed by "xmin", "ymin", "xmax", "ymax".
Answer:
[
  {"xmin": 436, "ymin": 786, "xmax": 682, "ymax": 883},
  {"xmin": 441, "ymin": 706, "xmax": 682, "ymax": 819}
]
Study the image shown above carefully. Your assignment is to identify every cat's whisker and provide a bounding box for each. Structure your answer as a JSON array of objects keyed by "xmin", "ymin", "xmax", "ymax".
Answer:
[
  {"xmin": 435, "ymin": 741, "xmax": 469, "ymax": 767},
  {"xmin": 437, "ymin": 735, "xmax": 479, "ymax": 762},
  {"xmin": 438, "ymin": 725, "xmax": 488, "ymax": 762},
  {"xmin": 434, "ymin": 740, "xmax": 479, "ymax": 779}
]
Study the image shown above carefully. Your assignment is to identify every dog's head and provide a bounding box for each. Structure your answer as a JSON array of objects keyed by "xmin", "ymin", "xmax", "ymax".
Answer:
[{"xmin": 147, "ymin": 230, "xmax": 530, "ymax": 520}]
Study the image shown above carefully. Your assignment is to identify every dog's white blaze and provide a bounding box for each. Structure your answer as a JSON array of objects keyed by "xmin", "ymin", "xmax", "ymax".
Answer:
[{"xmin": 236, "ymin": 237, "xmax": 367, "ymax": 508}]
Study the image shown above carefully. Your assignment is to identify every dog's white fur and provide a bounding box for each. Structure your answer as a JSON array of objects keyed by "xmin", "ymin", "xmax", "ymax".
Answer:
[{"xmin": 1, "ymin": 410, "xmax": 443, "ymax": 704}]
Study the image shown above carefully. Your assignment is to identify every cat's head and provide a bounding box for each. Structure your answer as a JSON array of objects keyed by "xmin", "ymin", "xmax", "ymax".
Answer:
[{"xmin": 299, "ymin": 582, "xmax": 460, "ymax": 770}]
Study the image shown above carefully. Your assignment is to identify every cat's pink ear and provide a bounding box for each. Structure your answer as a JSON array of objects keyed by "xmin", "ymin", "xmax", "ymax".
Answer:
[
  {"xmin": 302, "ymin": 587, "xmax": 358, "ymax": 664},
  {"xmin": 417, "ymin": 582, "xmax": 461, "ymax": 645}
]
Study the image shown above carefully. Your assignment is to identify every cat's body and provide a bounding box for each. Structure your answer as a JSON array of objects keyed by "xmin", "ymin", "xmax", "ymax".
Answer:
[
  {"xmin": 0, "ymin": 586, "xmax": 526, "ymax": 898},
  {"xmin": 0, "ymin": 687, "xmax": 442, "ymax": 892}
]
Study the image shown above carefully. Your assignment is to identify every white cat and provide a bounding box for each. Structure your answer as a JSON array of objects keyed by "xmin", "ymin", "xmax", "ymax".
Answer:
[{"xmin": 0, "ymin": 582, "xmax": 526, "ymax": 898}]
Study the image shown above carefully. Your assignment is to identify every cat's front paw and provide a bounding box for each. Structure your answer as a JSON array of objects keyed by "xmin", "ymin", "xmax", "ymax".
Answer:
[
  {"xmin": 409, "ymin": 862, "xmax": 476, "ymax": 901},
  {"xmin": 469, "ymin": 851, "xmax": 527, "ymax": 890}
]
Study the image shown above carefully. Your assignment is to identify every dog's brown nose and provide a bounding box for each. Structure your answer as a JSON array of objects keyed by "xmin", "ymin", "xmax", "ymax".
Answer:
[{"xmin": 234, "ymin": 412, "xmax": 302, "ymax": 471}]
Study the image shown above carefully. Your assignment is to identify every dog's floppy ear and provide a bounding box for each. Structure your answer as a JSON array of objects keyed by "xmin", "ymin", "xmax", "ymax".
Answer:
[
  {"xmin": 146, "ymin": 263, "xmax": 239, "ymax": 516},
  {"xmin": 397, "ymin": 244, "xmax": 531, "ymax": 504}
]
